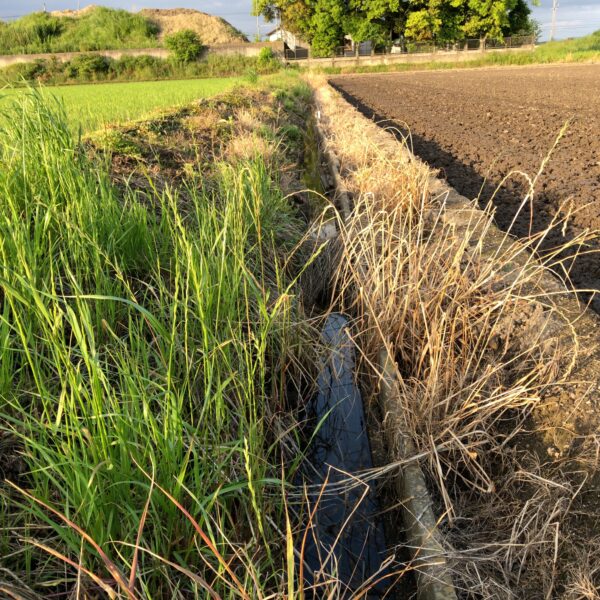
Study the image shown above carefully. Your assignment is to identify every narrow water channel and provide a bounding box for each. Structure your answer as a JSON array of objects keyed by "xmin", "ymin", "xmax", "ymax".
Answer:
[{"xmin": 300, "ymin": 313, "xmax": 389, "ymax": 598}]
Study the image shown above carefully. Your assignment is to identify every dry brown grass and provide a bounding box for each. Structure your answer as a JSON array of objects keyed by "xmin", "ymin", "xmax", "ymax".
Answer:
[
  {"xmin": 226, "ymin": 132, "xmax": 276, "ymax": 164},
  {"xmin": 311, "ymin": 77, "xmax": 600, "ymax": 598},
  {"xmin": 223, "ymin": 108, "xmax": 279, "ymax": 165},
  {"xmin": 50, "ymin": 5, "xmax": 99, "ymax": 18}
]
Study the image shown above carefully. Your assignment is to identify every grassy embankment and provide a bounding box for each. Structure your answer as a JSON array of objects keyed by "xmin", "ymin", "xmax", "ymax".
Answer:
[
  {"xmin": 316, "ymin": 28, "xmax": 600, "ymax": 75},
  {"xmin": 1, "ymin": 77, "xmax": 243, "ymax": 132},
  {"xmin": 0, "ymin": 7, "xmax": 162, "ymax": 55},
  {"xmin": 0, "ymin": 73, "xmax": 325, "ymax": 597}
]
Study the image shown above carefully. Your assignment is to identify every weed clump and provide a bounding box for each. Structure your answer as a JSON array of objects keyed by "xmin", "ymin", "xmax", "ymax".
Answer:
[{"xmin": 0, "ymin": 81, "xmax": 317, "ymax": 597}]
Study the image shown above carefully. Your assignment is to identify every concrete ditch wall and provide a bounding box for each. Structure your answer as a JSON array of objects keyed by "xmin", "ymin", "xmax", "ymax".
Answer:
[
  {"xmin": 312, "ymin": 82, "xmax": 458, "ymax": 600},
  {"xmin": 0, "ymin": 41, "xmax": 282, "ymax": 69}
]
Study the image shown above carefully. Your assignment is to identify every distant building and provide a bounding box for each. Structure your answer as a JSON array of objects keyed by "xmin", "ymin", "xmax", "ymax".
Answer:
[
  {"xmin": 267, "ymin": 26, "xmax": 310, "ymax": 58},
  {"xmin": 344, "ymin": 35, "xmax": 373, "ymax": 56},
  {"xmin": 266, "ymin": 26, "xmax": 283, "ymax": 43}
]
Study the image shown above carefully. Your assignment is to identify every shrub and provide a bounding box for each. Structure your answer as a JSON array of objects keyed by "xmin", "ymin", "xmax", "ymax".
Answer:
[
  {"xmin": 64, "ymin": 53, "xmax": 111, "ymax": 79},
  {"xmin": 1, "ymin": 59, "xmax": 48, "ymax": 82},
  {"xmin": 0, "ymin": 50, "xmax": 281, "ymax": 87},
  {"xmin": 258, "ymin": 46, "xmax": 275, "ymax": 66},
  {"xmin": 110, "ymin": 54, "xmax": 170, "ymax": 80},
  {"xmin": 165, "ymin": 30, "xmax": 204, "ymax": 63}
]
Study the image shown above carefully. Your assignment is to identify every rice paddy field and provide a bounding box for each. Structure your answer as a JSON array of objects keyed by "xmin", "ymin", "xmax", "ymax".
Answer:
[{"xmin": 0, "ymin": 77, "xmax": 242, "ymax": 131}]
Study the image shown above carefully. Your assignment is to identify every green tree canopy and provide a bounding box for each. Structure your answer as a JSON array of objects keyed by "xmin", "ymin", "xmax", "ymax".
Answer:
[{"xmin": 253, "ymin": 0, "xmax": 536, "ymax": 56}]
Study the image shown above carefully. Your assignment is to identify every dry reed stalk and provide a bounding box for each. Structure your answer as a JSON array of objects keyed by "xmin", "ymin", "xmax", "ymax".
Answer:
[{"xmin": 310, "ymin": 76, "xmax": 600, "ymax": 598}]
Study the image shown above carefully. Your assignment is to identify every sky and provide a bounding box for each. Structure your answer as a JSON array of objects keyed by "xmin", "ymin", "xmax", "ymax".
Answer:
[
  {"xmin": 0, "ymin": 0, "xmax": 599, "ymax": 42},
  {"xmin": 0, "ymin": 1, "xmax": 271, "ymax": 39}
]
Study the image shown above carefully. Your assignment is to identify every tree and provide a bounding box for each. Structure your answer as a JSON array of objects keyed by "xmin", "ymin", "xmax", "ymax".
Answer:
[
  {"xmin": 310, "ymin": 0, "xmax": 347, "ymax": 56},
  {"xmin": 505, "ymin": 0, "xmax": 541, "ymax": 39},
  {"xmin": 254, "ymin": 0, "xmax": 398, "ymax": 56},
  {"xmin": 165, "ymin": 30, "xmax": 204, "ymax": 63},
  {"xmin": 468, "ymin": 0, "xmax": 536, "ymax": 40},
  {"xmin": 253, "ymin": 0, "xmax": 534, "ymax": 55},
  {"xmin": 402, "ymin": 0, "xmax": 464, "ymax": 42}
]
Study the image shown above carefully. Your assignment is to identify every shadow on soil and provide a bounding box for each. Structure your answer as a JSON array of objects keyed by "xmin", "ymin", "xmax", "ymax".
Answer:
[{"xmin": 329, "ymin": 82, "xmax": 599, "ymax": 308}]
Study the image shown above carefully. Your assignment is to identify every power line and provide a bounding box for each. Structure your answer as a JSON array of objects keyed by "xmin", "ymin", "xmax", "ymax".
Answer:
[{"xmin": 539, "ymin": 23, "xmax": 600, "ymax": 30}]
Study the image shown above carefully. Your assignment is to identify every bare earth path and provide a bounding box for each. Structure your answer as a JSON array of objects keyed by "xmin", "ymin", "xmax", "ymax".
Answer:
[{"xmin": 331, "ymin": 64, "xmax": 600, "ymax": 302}]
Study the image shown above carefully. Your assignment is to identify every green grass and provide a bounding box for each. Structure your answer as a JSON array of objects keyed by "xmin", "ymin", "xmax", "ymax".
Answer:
[
  {"xmin": 0, "ymin": 82, "xmax": 311, "ymax": 596},
  {"xmin": 314, "ymin": 29, "xmax": 600, "ymax": 75},
  {"xmin": 0, "ymin": 77, "xmax": 242, "ymax": 132},
  {"xmin": 0, "ymin": 7, "xmax": 160, "ymax": 55}
]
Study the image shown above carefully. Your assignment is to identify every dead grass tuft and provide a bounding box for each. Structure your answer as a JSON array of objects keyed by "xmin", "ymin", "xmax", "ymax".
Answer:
[
  {"xmin": 312, "ymin": 77, "xmax": 600, "ymax": 598},
  {"xmin": 226, "ymin": 132, "xmax": 275, "ymax": 164},
  {"xmin": 234, "ymin": 107, "xmax": 264, "ymax": 133}
]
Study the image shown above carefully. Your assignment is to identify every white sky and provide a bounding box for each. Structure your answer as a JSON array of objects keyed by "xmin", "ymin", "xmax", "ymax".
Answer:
[{"xmin": 0, "ymin": 0, "xmax": 599, "ymax": 41}]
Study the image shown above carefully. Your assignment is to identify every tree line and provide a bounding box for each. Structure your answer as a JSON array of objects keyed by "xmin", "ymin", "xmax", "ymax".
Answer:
[{"xmin": 254, "ymin": 0, "xmax": 538, "ymax": 57}]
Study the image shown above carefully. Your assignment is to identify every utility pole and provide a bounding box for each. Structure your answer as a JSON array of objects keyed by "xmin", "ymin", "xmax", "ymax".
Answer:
[{"xmin": 550, "ymin": 0, "xmax": 559, "ymax": 41}]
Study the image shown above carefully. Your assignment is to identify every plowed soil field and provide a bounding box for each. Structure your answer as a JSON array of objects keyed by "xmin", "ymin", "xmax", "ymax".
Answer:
[{"xmin": 331, "ymin": 64, "xmax": 600, "ymax": 305}]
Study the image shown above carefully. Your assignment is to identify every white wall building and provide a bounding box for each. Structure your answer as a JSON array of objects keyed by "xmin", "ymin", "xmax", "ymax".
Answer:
[{"xmin": 266, "ymin": 26, "xmax": 305, "ymax": 51}]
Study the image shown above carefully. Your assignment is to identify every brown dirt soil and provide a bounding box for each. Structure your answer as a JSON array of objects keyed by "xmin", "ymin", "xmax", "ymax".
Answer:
[
  {"xmin": 86, "ymin": 87, "xmax": 311, "ymax": 220},
  {"xmin": 139, "ymin": 8, "xmax": 248, "ymax": 45},
  {"xmin": 330, "ymin": 64, "xmax": 600, "ymax": 308},
  {"xmin": 51, "ymin": 5, "xmax": 99, "ymax": 17}
]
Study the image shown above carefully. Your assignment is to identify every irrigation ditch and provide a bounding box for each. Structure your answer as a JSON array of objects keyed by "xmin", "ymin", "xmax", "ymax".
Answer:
[
  {"xmin": 305, "ymin": 81, "xmax": 458, "ymax": 599},
  {"xmin": 2, "ymin": 73, "xmax": 600, "ymax": 597},
  {"xmin": 306, "ymin": 76, "xmax": 600, "ymax": 598}
]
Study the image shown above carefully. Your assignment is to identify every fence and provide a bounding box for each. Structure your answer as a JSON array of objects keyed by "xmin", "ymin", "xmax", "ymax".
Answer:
[
  {"xmin": 285, "ymin": 35, "xmax": 535, "ymax": 60},
  {"xmin": 283, "ymin": 46, "xmax": 309, "ymax": 60}
]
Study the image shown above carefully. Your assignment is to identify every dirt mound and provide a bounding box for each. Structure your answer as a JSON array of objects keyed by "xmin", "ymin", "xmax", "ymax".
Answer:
[
  {"xmin": 49, "ymin": 6, "xmax": 248, "ymax": 45},
  {"xmin": 139, "ymin": 8, "xmax": 248, "ymax": 45},
  {"xmin": 50, "ymin": 5, "xmax": 99, "ymax": 18}
]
